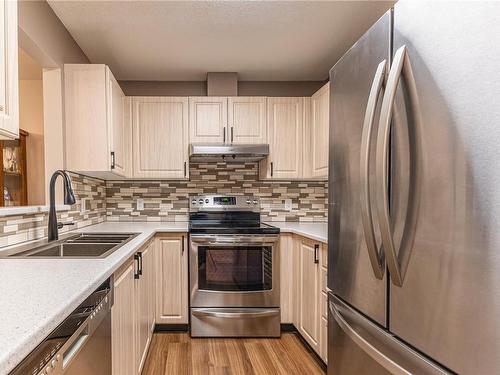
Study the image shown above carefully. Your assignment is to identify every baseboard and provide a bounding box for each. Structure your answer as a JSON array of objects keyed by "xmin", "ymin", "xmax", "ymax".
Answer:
[
  {"xmin": 155, "ymin": 324, "xmax": 189, "ymax": 332},
  {"xmin": 284, "ymin": 324, "xmax": 327, "ymax": 371},
  {"xmin": 280, "ymin": 323, "xmax": 296, "ymax": 332}
]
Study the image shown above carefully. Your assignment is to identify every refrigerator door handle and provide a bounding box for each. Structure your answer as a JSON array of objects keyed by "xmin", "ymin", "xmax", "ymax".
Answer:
[
  {"xmin": 329, "ymin": 297, "xmax": 449, "ymax": 375},
  {"xmin": 375, "ymin": 45, "xmax": 419, "ymax": 287},
  {"xmin": 360, "ymin": 59, "xmax": 388, "ymax": 280}
]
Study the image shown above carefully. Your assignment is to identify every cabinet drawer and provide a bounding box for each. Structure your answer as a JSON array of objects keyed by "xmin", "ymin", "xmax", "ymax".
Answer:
[{"xmin": 322, "ymin": 292, "xmax": 328, "ymax": 319}]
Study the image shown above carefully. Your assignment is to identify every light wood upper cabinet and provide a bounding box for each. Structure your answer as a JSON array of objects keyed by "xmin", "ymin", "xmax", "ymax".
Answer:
[
  {"xmin": 132, "ymin": 97, "xmax": 189, "ymax": 179},
  {"xmin": 112, "ymin": 261, "xmax": 136, "ymax": 375},
  {"xmin": 0, "ymin": 0, "xmax": 18, "ymax": 140},
  {"xmin": 228, "ymin": 97, "xmax": 267, "ymax": 144},
  {"xmin": 260, "ymin": 97, "xmax": 304, "ymax": 179},
  {"xmin": 64, "ymin": 64, "xmax": 128, "ymax": 178},
  {"xmin": 108, "ymin": 73, "xmax": 127, "ymax": 176},
  {"xmin": 306, "ymin": 83, "xmax": 329, "ymax": 179},
  {"xmin": 155, "ymin": 234, "xmax": 188, "ymax": 325},
  {"xmin": 297, "ymin": 236, "xmax": 321, "ymax": 353},
  {"xmin": 189, "ymin": 96, "xmax": 227, "ymax": 143}
]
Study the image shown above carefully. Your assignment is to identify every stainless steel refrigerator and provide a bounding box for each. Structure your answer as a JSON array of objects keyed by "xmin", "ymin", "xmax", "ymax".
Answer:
[{"xmin": 328, "ymin": 1, "xmax": 500, "ymax": 374}]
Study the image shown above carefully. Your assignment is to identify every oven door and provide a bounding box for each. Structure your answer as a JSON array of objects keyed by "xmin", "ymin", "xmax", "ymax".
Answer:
[{"xmin": 190, "ymin": 234, "xmax": 280, "ymax": 308}]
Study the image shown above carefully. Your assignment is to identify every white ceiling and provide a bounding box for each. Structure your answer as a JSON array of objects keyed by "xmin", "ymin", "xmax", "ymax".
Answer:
[{"xmin": 48, "ymin": 1, "xmax": 393, "ymax": 81}]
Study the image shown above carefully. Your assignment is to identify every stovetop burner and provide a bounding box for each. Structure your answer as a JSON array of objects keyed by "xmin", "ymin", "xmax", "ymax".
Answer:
[{"xmin": 189, "ymin": 195, "xmax": 280, "ymax": 235}]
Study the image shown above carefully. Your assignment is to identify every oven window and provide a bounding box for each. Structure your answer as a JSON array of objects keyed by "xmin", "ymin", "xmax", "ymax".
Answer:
[{"xmin": 198, "ymin": 246, "xmax": 272, "ymax": 291}]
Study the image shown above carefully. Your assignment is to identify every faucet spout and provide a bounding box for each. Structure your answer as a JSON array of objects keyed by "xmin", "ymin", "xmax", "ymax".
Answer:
[{"xmin": 48, "ymin": 170, "xmax": 76, "ymax": 241}]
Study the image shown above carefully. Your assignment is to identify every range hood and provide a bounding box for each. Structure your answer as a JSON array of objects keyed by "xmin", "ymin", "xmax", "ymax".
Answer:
[{"xmin": 189, "ymin": 144, "xmax": 269, "ymax": 162}]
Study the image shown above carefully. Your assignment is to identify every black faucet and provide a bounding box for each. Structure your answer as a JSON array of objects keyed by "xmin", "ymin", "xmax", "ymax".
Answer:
[{"xmin": 48, "ymin": 170, "xmax": 76, "ymax": 241}]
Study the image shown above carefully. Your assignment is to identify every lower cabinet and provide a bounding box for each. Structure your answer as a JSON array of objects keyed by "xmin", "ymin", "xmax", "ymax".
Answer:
[
  {"xmin": 155, "ymin": 234, "xmax": 189, "ymax": 324},
  {"xmin": 112, "ymin": 239, "xmax": 156, "ymax": 375},
  {"xmin": 280, "ymin": 233, "xmax": 328, "ymax": 363},
  {"xmin": 280, "ymin": 234, "xmax": 295, "ymax": 324},
  {"xmin": 135, "ymin": 241, "xmax": 155, "ymax": 373},
  {"xmin": 111, "ymin": 262, "xmax": 136, "ymax": 375},
  {"xmin": 297, "ymin": 236, "xmax": 322, "ymax": 353}
]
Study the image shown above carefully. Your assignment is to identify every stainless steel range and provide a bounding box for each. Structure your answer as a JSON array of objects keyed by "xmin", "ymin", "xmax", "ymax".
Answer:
[{"xmin": 189, "ymin": 195, "xmax": 280, "ymax": 337}]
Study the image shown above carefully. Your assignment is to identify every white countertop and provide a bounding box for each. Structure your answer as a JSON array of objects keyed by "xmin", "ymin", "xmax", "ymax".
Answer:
[
  {"xmin": 0, "ymin": 222, "xmax": 188, "ymax": 375},
  {"xmin": 0, "ymin": 220, "xmax": 326, "ymax": 374},
  {"xmin": 265, "ymin": 222, "xmax": 328, "ymax": 243}
]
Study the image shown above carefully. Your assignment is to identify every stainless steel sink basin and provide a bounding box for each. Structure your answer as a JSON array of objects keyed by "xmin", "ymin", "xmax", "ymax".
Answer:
[{"xmin": 2, "ymin": 233, "xmax": 139, "ymax": 258}]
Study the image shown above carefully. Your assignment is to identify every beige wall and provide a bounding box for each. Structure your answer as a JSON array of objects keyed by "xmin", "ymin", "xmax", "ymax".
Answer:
[
  {"xmin": 19, "ymin": 80, "xmax": 45, "ymax": 205},
  {"xmin": 119, "ymin": 80, "xmax": 326, "ymax": 97},
  {"xmin": 17, "ymin": 0, "xmax": 89, "ymax": 204},
  {"xmin": 18, "ymin": 0, "xmax": 89, "ymax": 68}
]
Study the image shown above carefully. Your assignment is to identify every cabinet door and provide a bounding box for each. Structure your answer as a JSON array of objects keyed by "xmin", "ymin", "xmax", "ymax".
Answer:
[
  {"xmin": 297, "ymin": 236, "xmax": 321, "ymax": 353},
  {"xmin": 132, "ymin": 97, "xmax": 189, "ymax": 179},
  {"xmin": 309, "ymin": 83, "xmax": 329, "ymax": 179},
  {"xmin": 320, "ymin": 316, "xmax": 328, "ymax": 363},
  {"xmin": 107, "ymin": 69, "xmax": 127, "ymax": 176},
  {"xmin": 0, "ymin": 0, "xmax": 18, "ymax": 139},
  {"xmin": 156, "ymin": 235, "xmax": 188, "ymax": 324},
  {"xmin": 261, "ymin": 97, "xmax": 304, "ymax": 179},
  {"xmin": 147, "ymin": 242, "xmax": 156, "ymax": 334},
  {"xmin": 112, "ymin": 262, "xmax": 136, "ymax": 375},
  {"xmin": 64, "ymin": 64, "xmax": 110, "ymax": 172},
  {"xmin": 136, "ymin": 245, "xmax": 153, "ymax": 374},
  {"xmin": 228, "ymin": 97, "xmax": 267, "ymax": 144},
  {"xmin": 189, "ymin": 97, "xmax": 227, "ymax": 143},
  {"xmin": 280, "ymin": 234, "xmax": 295, "ymax": 323}
]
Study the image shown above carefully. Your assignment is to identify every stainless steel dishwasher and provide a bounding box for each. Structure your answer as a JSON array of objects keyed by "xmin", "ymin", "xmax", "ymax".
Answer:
[{"xmin": 11, "ymin": 278, "xmax": 113, "ymax": 375}]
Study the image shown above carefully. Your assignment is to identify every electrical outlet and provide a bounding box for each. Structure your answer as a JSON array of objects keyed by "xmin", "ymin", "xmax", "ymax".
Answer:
[
  {"xmin": 137, "ymin": 198, "xmax": 144, "ymax": 211},
  {"xmin": 80, "ymin": 198, "xmax": 86, "ymax": 213},
  {"xmin": 284, "ymin": 199, "xmax": 293, "ymax": 211}
]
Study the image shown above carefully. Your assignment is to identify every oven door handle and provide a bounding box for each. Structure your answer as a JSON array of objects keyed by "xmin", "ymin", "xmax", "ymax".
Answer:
[{"xmin": 192, "ymin": 308, "xmax": 279, "ymax": 319}]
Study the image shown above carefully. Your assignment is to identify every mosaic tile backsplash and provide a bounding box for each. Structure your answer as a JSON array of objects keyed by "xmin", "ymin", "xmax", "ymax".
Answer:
[
  {"xmin": 0, "ymin": 173, "xmax": 106, "ymax": 247},
  {"xmin": 106, "ymin": 162, "xmax": 327, "ymax": 222},
  {"xmin": 0, "ymin": 163, "xmax": 327, "ymax": 247}
]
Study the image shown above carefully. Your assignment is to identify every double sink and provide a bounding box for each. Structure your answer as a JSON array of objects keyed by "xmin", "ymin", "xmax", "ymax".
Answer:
[{"xmin": 2, "ymin": 233, "xmax": 138, "ymax": 258}]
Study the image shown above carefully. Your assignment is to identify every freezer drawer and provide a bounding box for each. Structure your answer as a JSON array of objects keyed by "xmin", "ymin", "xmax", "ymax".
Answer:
[{"xmin": 328, "ymin": 294, "xmax": 448, "ymax": 375}]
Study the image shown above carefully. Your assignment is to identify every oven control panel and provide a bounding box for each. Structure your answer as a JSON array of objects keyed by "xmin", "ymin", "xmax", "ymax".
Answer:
[{"xmin": 190, "ymin": 195, "xmax": 260, "ymax": 211}]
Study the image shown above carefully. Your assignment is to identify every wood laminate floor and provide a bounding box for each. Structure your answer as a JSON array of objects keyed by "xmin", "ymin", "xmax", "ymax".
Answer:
[{"xmin": 142, "ymin": 332, "xmax": 326, "ymax": 375}]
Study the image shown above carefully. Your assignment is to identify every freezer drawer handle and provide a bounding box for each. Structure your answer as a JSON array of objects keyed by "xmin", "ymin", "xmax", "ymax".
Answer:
[
  {"xmin": 330, "ymin": 300, "xmax": 410, "ymax": 375},
  {"xmin": 376, "ymin": 45, "xmax": 420, "ymax": 287},
  {"xmin": 360, "ymin": 59, "xmax": 387, "ymax": 280}
]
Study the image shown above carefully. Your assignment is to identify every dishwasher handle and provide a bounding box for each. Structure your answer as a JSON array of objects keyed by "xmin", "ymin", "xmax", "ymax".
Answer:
[{"xmin": 59, "ymin": 288, "xmax": 113, "ymax": 373}]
